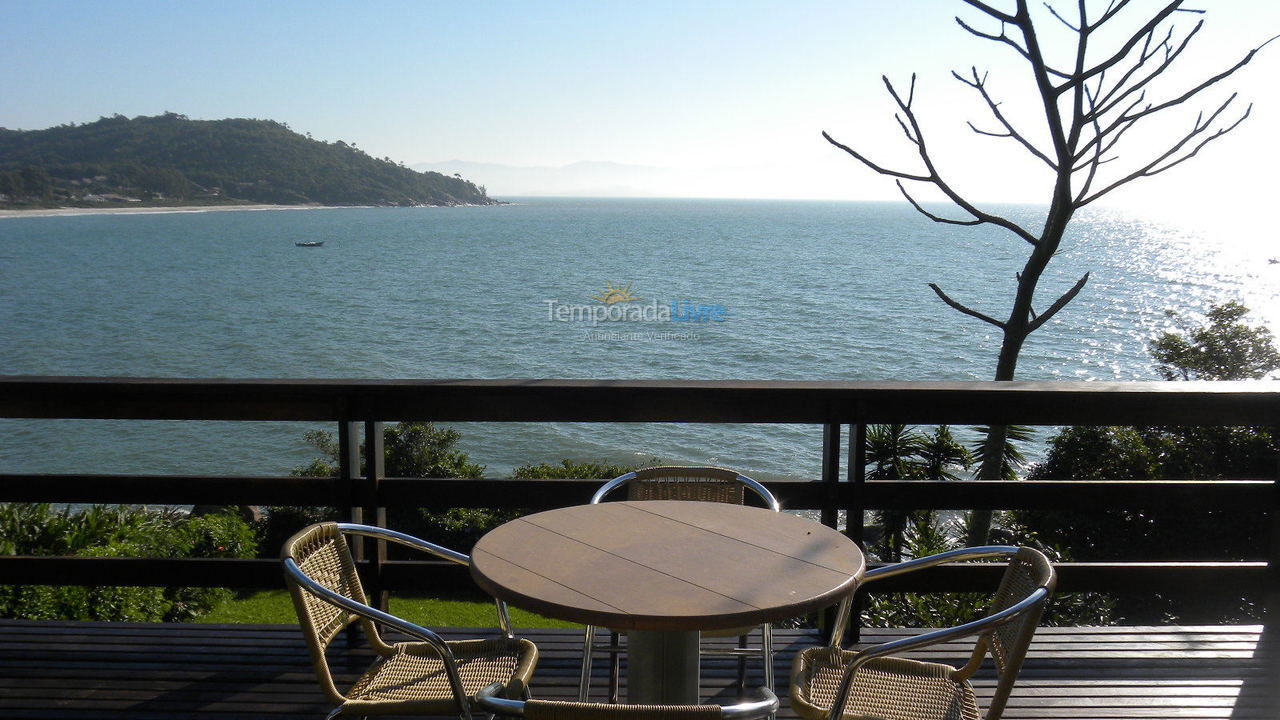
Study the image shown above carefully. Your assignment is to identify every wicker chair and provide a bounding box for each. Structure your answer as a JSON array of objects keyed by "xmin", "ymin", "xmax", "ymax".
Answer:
[
  {"xmin": 790, "ymin": 546, "xmax": 1055, "ymax": 720},
  {"xmin": 282, "ymin": 522, "xmax": 539, "ymax": 720},
  {"xmin": 579, "ymin": 466, "xmax": 782, "ymax": 703},
  {"xmin": 480, "ymin": 682, "xmax": 780, "ymax": 720}
]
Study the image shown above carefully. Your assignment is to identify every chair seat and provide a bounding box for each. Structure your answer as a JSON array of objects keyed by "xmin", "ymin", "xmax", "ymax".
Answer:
[
  {"xmin": 342, "ymin": 637, "xmax": 538, "ymax": 715},
  {"xmin": 790, "ymin": 647, "xmax": 979, "ymax": 720}
]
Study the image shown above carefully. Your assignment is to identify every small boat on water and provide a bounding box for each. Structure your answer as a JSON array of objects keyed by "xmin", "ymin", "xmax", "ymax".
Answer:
[{"xmin": 295, "ymin": 241, "xmax": 324, "ymax": 247}]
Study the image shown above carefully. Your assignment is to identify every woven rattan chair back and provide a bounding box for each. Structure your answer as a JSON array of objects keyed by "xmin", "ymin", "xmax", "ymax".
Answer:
[
  {"xmin": 970, "ymin": 547, "xmax": 1056, "ymax": 719},
  {"xmin": 626, "ymin": 466, "xmax": 746, "ymax": 504},
  {"xmin": 581, "ymin": 465, "xmax": 780, "ymax": 702},
  {"xmin": 282, "ymin": 522, "xmax": 390, "ymax": 704},
  {"xmin": 790, "ymin": 546, "xmax": 1053, "ymax": 720}
]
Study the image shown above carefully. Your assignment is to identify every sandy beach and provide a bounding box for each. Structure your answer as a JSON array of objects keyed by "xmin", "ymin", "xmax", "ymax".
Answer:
[{"xmin": 0, "ymin": 203, "xmax": 344, "ymax": 219}]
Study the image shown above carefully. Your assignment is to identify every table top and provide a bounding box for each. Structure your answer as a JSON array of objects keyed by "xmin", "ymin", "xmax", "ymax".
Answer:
[{"xmin": 470, "ymin": 500, "xmax": 865, "ymax": 632}]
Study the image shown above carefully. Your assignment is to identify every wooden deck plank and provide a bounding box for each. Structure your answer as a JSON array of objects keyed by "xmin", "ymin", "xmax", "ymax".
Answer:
[{"xmin": 0, "ymin": 621, "xmax": 1273, "ymax": 719}]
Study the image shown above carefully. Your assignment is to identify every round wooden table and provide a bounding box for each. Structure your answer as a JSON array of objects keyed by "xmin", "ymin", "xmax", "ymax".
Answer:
[{"xmin": 470, "ymin": 500, "xmax": 865, "ymax": 703}]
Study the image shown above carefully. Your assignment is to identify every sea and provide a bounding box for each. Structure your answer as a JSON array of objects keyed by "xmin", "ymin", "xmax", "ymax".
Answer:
[{"xmin": 1, "ymin": 197, "xmax": 1275, "ymax": 484}]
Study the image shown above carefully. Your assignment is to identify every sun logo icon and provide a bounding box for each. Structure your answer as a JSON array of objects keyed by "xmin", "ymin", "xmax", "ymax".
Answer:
[{"xmin": 590, "ymin": 282, "xmax": 641, "ymax": 305}]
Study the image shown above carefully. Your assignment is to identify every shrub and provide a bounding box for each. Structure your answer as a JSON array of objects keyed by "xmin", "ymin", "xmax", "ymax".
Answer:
[
  {"xmin": 511, "ymin": 459, "xmax": 640, "ymax": 479},
  {"xmin": 860, "ymin": 511, "xmax": 1114, "ymax": 629},
  {"xmin": 1011, "ymin": 301, "xmax": 1278, "ymax": 623},
  {"xmin": 0, "ymin": 504, "xmax": 257, "ymax": 622},
  {"xmin": 262, "ymin": 422, "xmax": 493, "ymax": 555}
]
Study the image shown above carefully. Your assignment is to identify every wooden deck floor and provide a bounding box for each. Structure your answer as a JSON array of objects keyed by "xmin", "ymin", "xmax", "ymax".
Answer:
[{"xmin": 0, "ymin": 620, "xmax": 1275, "ymax": 719}]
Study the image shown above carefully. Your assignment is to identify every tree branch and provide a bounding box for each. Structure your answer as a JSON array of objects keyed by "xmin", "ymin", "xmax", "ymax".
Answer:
[
  {"xmin": 1133, "ymin": 105, "xmax": 1250, "ymax": 176},
  {"xmin": 1078, "ymin": 96, "xmax": 1250, "ymax": 206},
  {"xmin": 1028, "ymin": 273, "xmax": 1090, "ymax": 332},
  {"xmin": 878, "ymin": 75, "xmax": 1042, "ymax": 246},
  {"xmin": 953, "ymin": 67, "xmax": 1058, "ymax": 170},
  {"xmin": 929, "ymin": 283, "xmax": 1007, "ymax": 329},
  {"xmin": 1043, "ymin": 2, "xmax": 1079, "ymax": 31},
  {"xmin": 825, "ymin": 74, "xmax": 1041, "ymax": 246},
  {"xmin": 821, "ymin": 130, "xmax": 932, "ymax": 182},
  {"xmin": 896, "ymin": 180, "xmax": 983, "ymax": 226},
  {"xmin": 1072, "ymin": 30, "xmax": 1273, "ymax": 185},
  {"xmin": 1088, "ymin": 22, "xmax": 1185, "ymax": 121},
  {"xmin": 1066, "ymin": 1, "xmax": 1183, "ymax": 90},
  {"xmin": 954, "ymin": 13, "xmax": 1073, "ymax": 79},
  {"xmin": 1066, "ymin": 0, "xmax": 1092, "ymax": 157},
  {"xmin": 893, "ymin": 113, "xmax": 919, "ymax": 145},
  {"xmin": 1075, "ymin": 92, "xmax": 1145, "ymax": 164},
  {"xmin": 1089, "ymin": 0, "xmax": 1134, "ymax": 30},
  {"xmin": 1074, "ymin": 83, "xmax": 1106, "ymax": 202},
  {"xmin": 1116, "ymin": 34, "xmax": 1277, "ymax": 125},
  {"xmin": 963, "ymin": 0, "xmax": 1018, "ymax": 24}
]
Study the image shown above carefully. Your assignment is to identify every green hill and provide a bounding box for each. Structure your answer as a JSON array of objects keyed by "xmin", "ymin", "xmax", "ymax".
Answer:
[{"xmin": 0, "ymin": 113, "xmax": 497, "ymax": 208}]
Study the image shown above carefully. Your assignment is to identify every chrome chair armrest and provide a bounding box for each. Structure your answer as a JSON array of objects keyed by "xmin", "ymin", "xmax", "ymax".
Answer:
[
  {"xmin": 590, "ymin": 470, "xmax": 781, "ymax": 510},
  {"xmin": 337, "ymin": 522, "xmax": 470, "ymax": 564},
  {"xmin": 476, "ymin": 683, "xmax": 528, "ymax": 715},
  {"xmin": 825, "ymin": 546, "xmax": 1019, "ymax": 647},
  {"xmin": 590, "ymin": 471, "xmax": 638, "ymax": 504},
  {"xmin": 477, "ymin": 683, "xmax": 781, "ymax": 719},
  {"xmin": 825, "ymin": 588, "xmax": 1051, "ymax": 718},
  {"xmin": 735, "ymin": 473, "xmax": 782, "ymax": 511},
  {"xmin": 861, "ymin": 545, "xmax": 1018, "ymax": 582},
  {"xmin": 336, "ymin": 522, "xmax": 515, "ymax": 637},
  {"xmin": 284, "ymin": 557, "xmax": 473, "ymax": 718}
]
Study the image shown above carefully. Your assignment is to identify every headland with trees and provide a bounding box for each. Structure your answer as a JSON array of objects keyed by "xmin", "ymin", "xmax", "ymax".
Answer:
[{"xmin": 0, "ymin": 113, "xmax": 497, "ymax": 209}]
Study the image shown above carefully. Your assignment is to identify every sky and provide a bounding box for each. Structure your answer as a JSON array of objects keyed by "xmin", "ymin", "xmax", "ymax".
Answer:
[{"xmin": 2, "ymin": 0, "xmax": 1278, "ymax": 218}]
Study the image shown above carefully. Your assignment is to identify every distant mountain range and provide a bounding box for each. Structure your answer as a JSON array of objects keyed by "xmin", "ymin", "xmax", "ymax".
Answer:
[{"xmin": 0, "ymin": 113, "xmax": 497, "ymax": 208}]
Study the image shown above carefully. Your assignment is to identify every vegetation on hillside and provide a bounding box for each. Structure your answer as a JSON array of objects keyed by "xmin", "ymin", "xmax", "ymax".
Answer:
[{"xmin": 0, "ymin": 112, "xmax": 496, "ymax": 208}]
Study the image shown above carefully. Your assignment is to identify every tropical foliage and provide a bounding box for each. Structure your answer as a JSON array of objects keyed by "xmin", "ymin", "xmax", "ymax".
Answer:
[
  {"xmin": 1012, "ymin": 302, "xmax": 1278, "ymax": 623},
  {"xmin": 865, "ymin": 424, "xmax": 972, "ymax": 562},
  {"xmin": 0, "ymin": 113, "xmax": 495, "ymax": 207},
  {"xmin": 0, "ymin": 504, "xmax": 256, "ymax": 622},
  {"xmin": 1150, "ymin": 301, "xmax": 1280, "ymax": 381},
  {"xmin": 263, "ymin": 422, "xmax": 492, "ymax": 556},
  {"xmin": 268, "ymin": 418, "xmax": 642, "ymax": 548},
  {"xmin": 859, "ymin": 509, "xmax": 1114, "ymax": 629},
  {"xmin": 856, "ymin": 423, "xmax": 1112, "ymax": 628}
]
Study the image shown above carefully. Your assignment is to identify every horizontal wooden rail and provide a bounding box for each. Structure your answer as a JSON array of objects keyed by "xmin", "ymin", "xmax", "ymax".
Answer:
[
  {"xmin": 0, "ymin": 474, "xmax": 342, "ymax": 506},
  {"xmin": 0, "ymin": 474, "xmax": 1270, "ymax": 512},
  {"xmin": 2, "ymin": 377, "xmax": 1277, "ymax": 607},
  {"xmin": 0, "ymin": 556, "xmax": 1266, "ymax": 595},
  {"xmin": 3, "ymin": 376, "xmax": 1279, "ymax": 425}
]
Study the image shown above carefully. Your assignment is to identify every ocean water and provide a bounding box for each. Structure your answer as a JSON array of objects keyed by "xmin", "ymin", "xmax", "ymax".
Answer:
[{"xmin": 1, "ymin": 198, "xmax": 1275, "ymax": 482}]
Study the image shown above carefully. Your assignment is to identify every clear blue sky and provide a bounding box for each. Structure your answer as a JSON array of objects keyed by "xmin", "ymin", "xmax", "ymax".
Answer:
[{"xmin": 2, "ymin": 1, "xmax": 1277, "ymax": 212}]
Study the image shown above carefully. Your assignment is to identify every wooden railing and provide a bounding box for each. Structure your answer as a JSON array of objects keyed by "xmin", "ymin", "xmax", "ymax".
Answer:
[{"xmin": 1, "ymin": 376, "xmax": 1277, "ymax": 616}]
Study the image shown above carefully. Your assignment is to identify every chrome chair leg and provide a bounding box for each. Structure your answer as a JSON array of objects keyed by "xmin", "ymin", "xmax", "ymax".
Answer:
[
  {"xmin": 762, "ymin": 623, "xmax": 774, "ymax": 692},
  {"xmin": 578, "ymin": 625, "xmax": 596, "ymax": 701}
]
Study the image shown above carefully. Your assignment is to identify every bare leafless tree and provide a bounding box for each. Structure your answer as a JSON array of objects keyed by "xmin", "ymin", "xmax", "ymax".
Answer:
[{"xmin": 825, "ymin": 1, "xmax": 1275, "ymax": 544}]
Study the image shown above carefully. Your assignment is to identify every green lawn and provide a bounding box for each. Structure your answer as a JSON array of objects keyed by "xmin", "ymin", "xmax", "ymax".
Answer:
[{"xmin": 198, "ymin": 589, "xmax": 580, "ymax": 628}]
